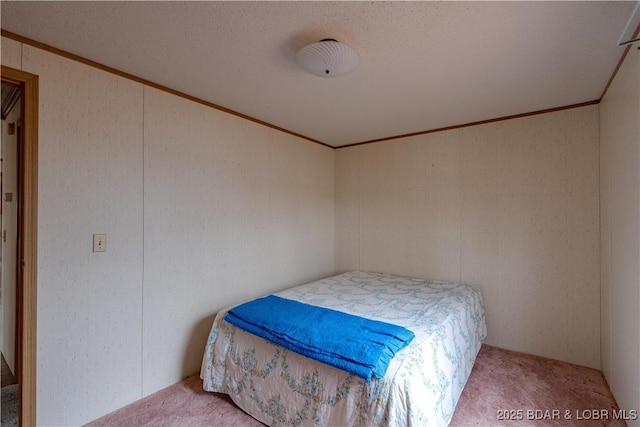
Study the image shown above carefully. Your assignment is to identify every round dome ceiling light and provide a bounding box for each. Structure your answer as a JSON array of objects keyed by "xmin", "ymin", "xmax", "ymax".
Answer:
[{"xmin": 295, "ymin": 39, "xmax": 359, "ymax": 78}]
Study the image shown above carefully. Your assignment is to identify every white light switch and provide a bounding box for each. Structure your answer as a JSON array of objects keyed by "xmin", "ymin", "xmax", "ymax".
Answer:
[{"xmin": 93, "ymin": 234, "xmax": 107, "ymax": 252}]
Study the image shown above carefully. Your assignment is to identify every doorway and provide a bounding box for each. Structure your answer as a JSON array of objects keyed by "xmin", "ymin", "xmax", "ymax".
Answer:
[
  {"xmin": 1, "ymin": 65, "xmax": 38, "ymax": 427},
  {"xmin": 1, "ymin": 79, "xmax": 20, "ymax": 426}
]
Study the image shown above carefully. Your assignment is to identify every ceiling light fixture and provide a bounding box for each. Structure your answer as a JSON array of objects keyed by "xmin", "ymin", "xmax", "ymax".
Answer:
[{"xmin": 295, "ymin": 39, "xmax": 359, "ymax": 78}]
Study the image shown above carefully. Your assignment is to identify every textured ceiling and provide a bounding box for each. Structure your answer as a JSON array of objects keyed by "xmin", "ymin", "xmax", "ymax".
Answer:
[{"xmin": 1, "ymin": 1, "xmax": 637, "ymax": 147}]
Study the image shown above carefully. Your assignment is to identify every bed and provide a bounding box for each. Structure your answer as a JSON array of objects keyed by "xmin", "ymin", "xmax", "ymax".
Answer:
[{"xmin": 200, "ymin": 271, "xmax": 487, "ymax": 426}]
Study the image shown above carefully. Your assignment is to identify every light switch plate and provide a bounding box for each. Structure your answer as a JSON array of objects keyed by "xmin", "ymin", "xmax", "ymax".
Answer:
[{"xmin": 93, "ymin": 234, "xmax": 106, "ymax": 252}]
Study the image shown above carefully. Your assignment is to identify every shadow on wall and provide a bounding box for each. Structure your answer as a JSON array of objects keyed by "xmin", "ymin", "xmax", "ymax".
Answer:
[{"xmin": 182, "ymin": 314, "xmax": 217, "ymax": 379}]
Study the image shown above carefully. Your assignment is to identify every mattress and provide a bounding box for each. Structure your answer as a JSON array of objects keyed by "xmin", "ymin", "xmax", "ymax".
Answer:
[{"xmin": 201, "ymin": 271, "xmax": 487, "ymax": 426}]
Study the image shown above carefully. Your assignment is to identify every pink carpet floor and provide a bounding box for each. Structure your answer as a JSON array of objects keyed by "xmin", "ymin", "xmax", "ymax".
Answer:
[{"xmin": 86, "ymin": 345, "xmax": 623, "ymax": 426}]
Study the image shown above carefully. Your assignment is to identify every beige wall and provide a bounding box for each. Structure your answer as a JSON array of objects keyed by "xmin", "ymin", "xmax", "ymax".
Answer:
[
  {"xmin": 3, "ymin": 37, "xmax": 335, "ymax": 425},
  {"xmin": 1, "ymin": 36, "xmax": 22, "ymax": 69},
  {"xmin": 336, "ymin": 105, "xmax": 600, "ymax": 369},
  {"xmin": 142, "ymin": 86, "xmax": 335, "ymax": 395},
  {"xmin": 27, "ymin": 44, "xmax": 146, "ymax": 426},
  {"xmin": 600, "ymin": 46, "xmax": 640, "ymax": 424}
]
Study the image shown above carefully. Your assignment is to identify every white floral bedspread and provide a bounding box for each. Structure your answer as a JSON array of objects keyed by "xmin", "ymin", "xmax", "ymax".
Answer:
[{"xmin": 201, "ymin": 271, "xmax": 487, "ymax": 426}]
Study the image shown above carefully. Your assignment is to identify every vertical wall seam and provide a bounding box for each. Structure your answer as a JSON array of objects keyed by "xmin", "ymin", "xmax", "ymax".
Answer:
[
  {"xmin": 333, "ymin": 150, "xmax": 337, "ymax": 272},
  {"xmin": 596, "ymin": 105, "xmax": 603, "ymax": 371},
  {"xmin": 141, "ymin": 84, "xmax": 145, "ymax": 398},
  {"xmin": 607, "ymin": 103, "xmax": 613, "ymax": 380},
  {"xmin": 636, "ymin": 47, "xmax": 640, "ymax": 402},
  {"xmin": 635, "ymin": 47, "xmax": 640, "ymax": 392},
  {"xmin": 266, "ymin": 127, "xmax": 273, "ymax": 282},
  {"xmin": 459, "ymin": 140, "xmax": 463, "ymax": 284},
  {"xmin": 358, "ymin": 150, "xmax": 362, "ymax": 271},
  {"xmin": 602, "ymin": 98, "xmax": 613, "ymax": 378}
]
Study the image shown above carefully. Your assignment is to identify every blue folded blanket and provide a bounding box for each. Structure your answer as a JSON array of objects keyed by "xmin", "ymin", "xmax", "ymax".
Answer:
[{"xmin": 224, "ymin": 295, "xmax": 414, "ymax": 380}]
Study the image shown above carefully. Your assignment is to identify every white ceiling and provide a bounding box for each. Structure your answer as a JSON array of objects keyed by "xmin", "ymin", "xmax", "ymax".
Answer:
[{"xmin": 1, "ymin": 1, "xmax": 637, "ymax": 147}]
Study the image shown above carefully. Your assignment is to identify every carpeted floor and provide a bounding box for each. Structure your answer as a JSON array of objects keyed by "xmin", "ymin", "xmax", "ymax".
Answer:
[
  {"xmin": 1, "ymin": 352, "xmax": 18, "ymax": 427},
  {"xmin": 1, "ymin": 383, "xmax": 19, "ymax": 427},
  {"xmin": 449, "ymin": 345, "xmax": 623, "ymax": 426},
  {"xmin": 86, "ymin": 345, "xmax": 623, "ymax": 427},
  {"xmin": 86, "ymin": 376, "xmax": 263, "ymax": 427}
]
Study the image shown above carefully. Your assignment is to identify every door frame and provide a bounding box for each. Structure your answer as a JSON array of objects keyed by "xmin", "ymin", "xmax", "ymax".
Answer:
[{"xmin": 1, "ymin": 65, "xmax": 38, "ymax": 427}]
